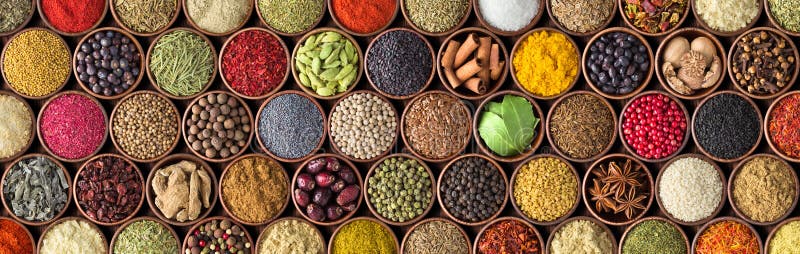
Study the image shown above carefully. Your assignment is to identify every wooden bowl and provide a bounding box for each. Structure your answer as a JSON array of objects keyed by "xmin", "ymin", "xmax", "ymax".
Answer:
[
  {"xmin": 546, "ymin": 216, "xmax": 618, "ymax": 254},
  {"xmin": 474, "ymin": 216, "xmax": 544, "ymax": 254},
  {"xmin": 73, "ymin": 153, "xmax": 144, "ymax": 226},
  {"xmin": 182, "ymin": 216, "xmax": 254, "ymax": 253},
  {"xmin": 728, "ymin": 27, "xmax": 799, "ymax": 100},
  {"xmin": 546, "ymin": 0, "xmax": 616, "ymax": 37},
  {"xmin": 110, "ymin": 90, "xmax": 180, "ymax": 163},
  {"xmin": 0, "ymin": 0, "xmax": 36, "ymax": 37},
  {"xmin": 219, "ymin": 27, "xmax": 289, "ymax": 100},
  {"xmin": 473, "ymin": 0, "xmax": 544, "ymax": 36},
  {"xmin": 364, "ymin": 153, "xmax": 435, "ymax": 226},
  {"xmin": 291, "ymin": 27, "xmax": 363, "ymax": 100},
  {"xmin": 37, "ymin": 0, "xmax": 107, "ymax": 36},
  {"xmin": 436, "ymin": 27, "xmax": 507, "ymax": 100},
  {"xmin": 400, "ymin": 217, "xmax": 471, "ymax": 253},
  {"xmin": 728, "ymin": 153, "xmax": 799, "ymax": 226},
  {"xmin": 328, "ymin": 90, "xmax": 398, "ymax": 163},
  {"xmin": 292, "ymin": 153, "xmax": 363, "ymax": 226},
  {"xmin": 365, "ymin": 27, "xmax": 435, "ymax": 100},
  {"xmin": 146, "ymin": 153, "xmax": 217, "ymax": 227},
  {"xmin": 764, "ymin": 0, "xmax": 800, "ymax": 37},
  {"xmin": 582, "ymin": 153, "xmax": 654, "ymax": 226},
  {"xmin": 0, "ymin": 217, "xmax": 36, "ymax": 253},
  {"xmin": 255, "ymin": 90, "xmax": 326, "ymax": 163},
  {"xmin": 474, "ymin": 90, "xmax": 544, "ymax": 162},
  {"xmin": 438, "ymin": 153, "xmax": 508, "ymax": 227},
  {"xmin": 401, "ymin": 91, "xmax": 472, "ymax": 162},
  {"xmin": 619, "ymin": 216, "xmax": 689, "ymax": 254},
  {"xmin": 582, "ymin": 27, "xmax": 654, "ymax": 100},
  {"xmin": 618, "ymin": 0, "xmax": 690, "ymax": 37},
  {"xmin": 510, "ymin": 154, "xmax": 580, "ymax": 226},
  {"xmin": 38, "ymin": 217, "xmax": 107, "ymax": 254},
  {"xmin": 255, "ymin": 0, "xmax": 327, "ymax": 37},
  {"xmin": 146, "ymin": 27, "xmax": 217, "ymax": 100},
  {"xmin": 255, "ymin": 217, "xmax": 326, "ymax": 254},
  {"xmin": 220, "ymin": 153, "xmax": 290, "ymax": 226},
  {"xmin": 73, "ymin": 27, "xmax": 145, "ymax": 100},
  {"xmin": 765, "ymin": 91, "xmax": 800, "ymax": 162},
  {"xmin": 691, "ymin": 217, "xmax": 763, "ymax": 253},
  {"xmin": 109, "ymin": 0, "xmax": 181, "ymax": 37},
  {"xmin": 328, "ymin": 0, "xmax": 398, "ymax": 37},
  {"xmin": 0, "ymin": 28, "xmax": 71, "ymax": 100},
  {"xmin": 618, "ymin": 91, "xmax": 690, "ymax": 163},
  {"xmin": 38, "ymin": 90, "xmax": 108, "ymax": 163},
  {"xmin": 400, "ymin": 0, "xmax": 471, "ymax": 37},
  {"xmin": 655, "ymin": 28, "xmax": 726, "ymax": 100},
  {"xmin": 182, "ymin": 91, "xmax": 254, "ymax": 163},
  {"xmin": 328, "ymin": 217, "xmax": 399, "ymax": 254},
  {"xmin": 181, "ymin": 0, "xmax": 252, "ymax": 37},
  {"xmin": 1, "ymin": 153, "xmax": 71, "ymax": 226},
  {"xmin": 691, "ymin": 91, "xmax": 763, "ymax": 163},
  {"xmin": 655, "ymin": 153, "xmax": 726, "ymax": 226},
  {"xmin": 0, "ymin": 90, "xmax": 35, "ymax": 163},
  {"xmin": 545, "ymin": 91, "xmax": 617, "ymax": 163},
  {"xmin": 109, "ymin": 216, "xmax": 180, "ymax": 253},
  {"xmin": 692, "ymin": 0, "xmax": 761, "ymax": 37},
  {"xmin": 765, "ymin": 216, "xmax": 800, "ymax": 253},
  {"xmin": 510, "ymin": 27, "xmax": 580, "ymax": 100}
]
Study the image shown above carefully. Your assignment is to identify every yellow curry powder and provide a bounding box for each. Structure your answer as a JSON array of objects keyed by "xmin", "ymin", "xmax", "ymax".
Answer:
[
  {"xmin": 769, "ymin": 220, "xmax": 800, "ymax": 254},
  {"xmin": 513, "ymin": 30, "xmax": 578, "ymax": 97},
  {"xmin": 2, "ymin": 29, "xmax": 70, "ymax": 97}
]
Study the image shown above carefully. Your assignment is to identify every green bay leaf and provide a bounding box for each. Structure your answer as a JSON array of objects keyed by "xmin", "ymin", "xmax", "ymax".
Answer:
[
  {"xmin": 501, "ymin": 95, "xmax": 537, "ymax": 152},
  {"xmin": 478, "ymin": 111, "xmax": 521, "ymax": 156}
]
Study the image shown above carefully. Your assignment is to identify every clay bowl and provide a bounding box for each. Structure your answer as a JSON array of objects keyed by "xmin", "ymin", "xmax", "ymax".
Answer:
[
  {"xmin": 328, "ymin": 217, "xmax": 400, "ymax": 254},
  {"xmin": 438, "ymin": 153, "xmax": 508, "ymax": 227},
  {"xmin": 582, "ymin": 27, "xmax": 654, "ymax": 100},
  {"xmin": 328, "ymin": 90, "xmax": 399, "ymax": 163},
  {"xmin": 364, "ymin": 153, "xmax": 435, "ymax": 226},
  {"xmin": 401, "ymin": 91, "xmax": 472, "ymax": 163},
  {"xmin": 618, "ymin": 0, "xmax": 690, "ymax": 37},
  {"xmin": 182, "ymin": 216, "xmax": 254, "ymax": 253},
  {"xmin": 0, "ymin": 0, "xmax": 36, "ymax": 37},
  {"xmin": 110, "ymin": 216, "xmax": 180, "ymax": 253},
  {"xmin": 109, "ymin": 0, "xmax": 181, "ymax": 37},
  {"xmin": 38, "ymin": 217, "xmax": 107, "ymax": 254},
  {"xmin": 73, "ymin": 153, "xmax": 144, "ymax": 227},
  {"xmin": 1, "ymin": 153, "xmax": 71, "ymax": 226},
  {"xmin": 328, "ymin": 0, "xmax": 398, "ymax": 37},
  {"xmin": 510, "ymin": 154, "xmax": 580, "ymax": 226},
  {"xmin": 37, "ymin": 0, "xmax": 107, "ymax": 36},
  {"xmin": 619, "ymin": 216, "xmax": 689, "ymax": 254},
  {"xmin": 400, "ymin": 0, "xmax": 472, "ymax": 37},
  {"xmin": 400, "ymin": 217, "xmax": 471, "ymax": 253},
  {"xmin": 255, "ymin": 0, "xmax": 327, "ymax": 37},
  {"xmin": 37, "ymin": 90, "xmax": 108, "ymax": 163},
  {"xmin": 618, "ymin": 91, "xmax": 691, "ymax": 163},
  {"xmin": 655, "ymin": 28, "xmax": 726, "ymax": 100},
  {"xmin": 291, "ymin": 27, "xmax": 363, "ymax": 100},
  {"xmin": 146, "ymin": 27, "xmax": 217, "ymax": 100},
  {"xmin": 692, "ymin": 0, "xmax": 762, "ymax": 37},
  {"xmin": 691, "ymin": 91, "xmax": 763, "ymax": 163},
  {"xmin": 0, "ymin": 217, "xmax": 35, "ymax": 253},
  {"xmin": 0, "ymin": 28, "xmax": 71, "ymax": 100},
  {"xmin": 655, "ymin": 153, "xmax": 726, "ymax": 226},
  {"xmin": 473, "ymin": 0, "xmax": 544, "ymax": 36},
  {"xmin": 0, "ymin": 90, "xmax": 35, "ymax": 163},
  {"xmin": 219, "ymin": 27, "xmax": 289, "ymax": 100},
  {"xmin": 545, "ymin": 91, "xmax": 618, "ymax": 163},
  {"xmin": 365, "ymin": 27, "xmax": 435, "ymax": 100},
  {"xmin": 292, "ymin": 153, "xmax": 363, "ymax": 226},
  {"xmin": 765, "ymin": 216, "xmax": 800, "ymax": 252},
  {"xmin": 728, "ymin": 153, "xmax": 799, "ymax": 226},
  {"xmin": 110, "ymin": 90, "xmax": 180, "ymax": 163},
  {"xmin": 181, "ymin": 91, "xmax": 254, "ymax": 163},
  {"xmin": 474, "ymin": 217, "xmax": 544, "ymax": 253},
  {"xmin": 728, "ymin": 27, "xmax": 799, "ymax": 100},
  {"xmin": 691, "ymin": 217, "xmax": 763, "ymax": 253},
  {"xmin": 73, "ymin": 27, "xmax": 145, "ymax": 100},
  {"xmin": 765, "ymin": 91, "xmax": 800, "ymax": 162},
  {"xmin": 219, "ymin": 153, "xmax": 290, "ymax": 227},
  {"xmin": 474, "ymin": 90, "xmax": 544, "ymax": 163},
  {"xmin": 181, "ymin": 0, "xmax": 252, "ymax": 37},
  {"xmin": 146, "ymin": 153, "xmax": 217, "ymax": 227},
  {"xmin": 582, "ymin": 153, "xmax": 654, "ymax": 226},
  {"xmin": 764, "ymin": 0, "xmax": 800, "ymax": 37},
  {"xmin": 546, "ymin": 0, "xmax": 616, "ymax": 37},
  {"xmin": 436, "ymin": 27, "xmax": 508, "ymax": 100},
  {"xmin": 510, "ymin": 27, "xmax": 580, "ymax": 100},
  {"xmin": 255, "ymin": 90, "xmax": 326, "ymax": 163},
  {"xmin": 255, "ymin": 217, "xmax": 326, "ymax": 254},
  {"xmin": 546, "ymin": 216, "xmax": 618, "ymax": 254}
]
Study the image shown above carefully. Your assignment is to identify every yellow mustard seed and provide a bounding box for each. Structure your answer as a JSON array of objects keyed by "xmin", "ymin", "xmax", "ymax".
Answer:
[
  {"xmin": 2, "ymin": 29, "xmax": 70, "ymax": 97},
  {"xmin": 513, "ymin": 156, "xmax": 577, "ymax": 222}
]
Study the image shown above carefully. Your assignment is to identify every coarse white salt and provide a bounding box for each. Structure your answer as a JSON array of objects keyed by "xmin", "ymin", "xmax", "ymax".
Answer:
[
  {"xmin": 696, "ymin": 0, "xmax": 758, "ymax": 32},
  {"xmin": 659, "ymin": 157, "xmax": 722, "ymax": 223},
  {"xmin": 478, "ymin": 0, "xmax": 539, "ymax": 32}
]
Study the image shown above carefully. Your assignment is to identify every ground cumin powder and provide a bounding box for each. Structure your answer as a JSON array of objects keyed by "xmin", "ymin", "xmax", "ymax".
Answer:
[{"xmin": 222, "ymin": 156, "xmax": 288, "ymax": 224}]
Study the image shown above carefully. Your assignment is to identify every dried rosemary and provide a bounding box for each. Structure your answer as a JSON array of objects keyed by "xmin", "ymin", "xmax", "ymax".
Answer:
[{"xmin": 149, "ymin": 30, "xmax": 214, "ymax": 97}]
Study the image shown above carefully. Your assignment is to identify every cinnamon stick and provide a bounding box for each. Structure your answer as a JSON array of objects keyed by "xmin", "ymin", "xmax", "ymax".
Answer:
[
  {"xmin": 456, "ymin": 58, "xmax": 482, "ymax": 82},
  {"xmin": 454, "ymin": 33, "xmax": 479, "ymax": 67},
  {"xmin": 464, "ymin": 77, "xmax": 488, "ymax": 94},
  {"xmin": 441, "ymin": 40, "xmax": 461, "ymax": 69},
  {"xmin": 491, "ymin": 61, "xmax": 505, "ymax": 80}
]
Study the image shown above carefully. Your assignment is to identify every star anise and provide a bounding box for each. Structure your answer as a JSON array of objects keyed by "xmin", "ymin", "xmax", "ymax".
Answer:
[
  {"xmin": 614, "ymin": 188, "xmax": 647, "ymax": 219},
  {"xmin": 602, "ymin": 161, "xmax": 643, "ymax": 199},
  {"xmin": 589, "ymin": 179, "xmax": 616, "ymax": 213}
]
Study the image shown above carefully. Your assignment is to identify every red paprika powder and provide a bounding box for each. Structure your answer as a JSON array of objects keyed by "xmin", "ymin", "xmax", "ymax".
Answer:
[
  {"xmin": 769, "ymin": 93, "xmax": 800, "ymax": 159},
  {"xmin": 0, "ymin": 218, "xmax": 33, "ymax": 254},
  {"xmin": 222, "ymin": 30, "xmax": 287, "ymax": 97},
  {"xmin": 332, "ymin": 0, "xmax": 396, "ymax": 34},
  {"xmin": 41, "ymin": 0, "xmax": 105, "ymax": 33}
]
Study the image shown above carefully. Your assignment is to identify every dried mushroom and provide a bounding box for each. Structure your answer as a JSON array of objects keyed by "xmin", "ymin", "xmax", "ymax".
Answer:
[
  {"xmin": 662, "ymin": 36, "xmax": 721, "ymax": 95},
  {"xmin": 2, "ymin": 157, "xmax": 69, "ymax": 222},
  {"xmin": 152, "ymin": 160, "xmax": 212, "ymax": 222}
]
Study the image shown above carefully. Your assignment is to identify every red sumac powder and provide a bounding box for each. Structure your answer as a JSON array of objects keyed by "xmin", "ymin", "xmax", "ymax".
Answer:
[
  {"xmin": 222, "ymin": 30, "xmax": 287, "ymax": 97},
  {"xmin": 41, "ymin": 0, "xmax": 105, "ymax": 33},
  {"xmin": 40, "ymin": 93, "xmax": 106, "ymax": 160}
]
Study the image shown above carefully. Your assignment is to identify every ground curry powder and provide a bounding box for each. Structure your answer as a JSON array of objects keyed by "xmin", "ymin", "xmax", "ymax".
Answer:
[
  {"xmin": 332, "ymin": 219, "xmax": 396, "ymax": 254},
  {"xmin": 512, "ymin": 30, "xmax": 578, "ymax": 97}
]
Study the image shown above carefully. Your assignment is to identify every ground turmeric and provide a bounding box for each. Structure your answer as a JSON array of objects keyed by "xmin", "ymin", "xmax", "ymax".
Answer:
[{"xmin": 513, "ymin": 30, "xmax": 578, "ymax": 97}]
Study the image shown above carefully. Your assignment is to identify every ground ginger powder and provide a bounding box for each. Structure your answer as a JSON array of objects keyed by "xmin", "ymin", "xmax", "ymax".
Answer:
[
  {"xmin": 221, "ymin": 156, "xmax": 287, "ymax": 224},
  {"xmin": 512, "ymin": 30, "xmax": 578, "ymax": 97}
]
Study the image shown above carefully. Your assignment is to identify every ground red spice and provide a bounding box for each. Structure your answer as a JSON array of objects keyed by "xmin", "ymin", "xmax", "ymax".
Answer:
[
  {"xmin": 332, "ymin": 0, "xmax": 396, "ymax": 34},
  {"xmin": 40, "ymin": 94, "xmax": 106, "ymax": 160},
  {"xmin": 769, "ymin": 93, "xmax": 800, "ymax": 159},
  {"xmin": 0, "ymin": 219, "xmax": 33, "ymax": 254},
  {"xmin": 222, "ymin": 30, "xmax": 287, "ymax": 97},
  {"xmin": 41, "ymin": 0, "xmax": 105, "ymax": 33}
]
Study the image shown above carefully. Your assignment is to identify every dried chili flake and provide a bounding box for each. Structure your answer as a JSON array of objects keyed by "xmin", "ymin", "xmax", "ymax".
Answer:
[
  {"xmin": 624, "ymin": 0, "xmax": 687, "ymax": 33},
  {"xmin": 477, "ymin": 220, "xmax": 540, "ymax": 254},
  {"xmin": 222, "ymin": 30, "xmax": 287, "ymax": 97},
  {"xmin": 769, "ymin": 93, "xmax": 800, "ymax": 159}
]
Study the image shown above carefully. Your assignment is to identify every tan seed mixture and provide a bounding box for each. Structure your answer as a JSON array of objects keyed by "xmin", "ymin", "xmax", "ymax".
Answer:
[
  {"xmin": 403, "ymin": 93, "xmax": 469, "ymax": 159},
  {"xmin": 330, "ymin": 93, "xmax": 397, "ymax": 160},
  {"xmin": 551, "ymin": 0, "xmax": 614, "ymax": 33},
  {"xmin": 112, "ymin": 93, "xmax": 179, "ymax": 160}
]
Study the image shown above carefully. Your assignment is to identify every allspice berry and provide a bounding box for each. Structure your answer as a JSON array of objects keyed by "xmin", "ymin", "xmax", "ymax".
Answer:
[{"xmin": 185, "ymin": 92, "xmax": 251, "ymax": 159}]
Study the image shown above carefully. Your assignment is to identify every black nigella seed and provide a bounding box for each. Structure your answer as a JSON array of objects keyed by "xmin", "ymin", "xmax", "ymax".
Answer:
[
  {"xmin": 694, "ymin": 93, "xmax": 760, "ymax": 160},
  {"xmin": 367, "ymin": 30, "xmax": 432, "ymax": 97}
]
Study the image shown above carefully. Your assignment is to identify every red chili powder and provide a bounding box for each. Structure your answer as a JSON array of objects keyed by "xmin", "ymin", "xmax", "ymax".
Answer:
[
  {"xmin": 222, "ymin": 30, "xmax": 287, "ymax": 97},
  {"xmin": 41, "ymin": 0, "xmax": 105, "ymax": 33},
  {"xmin": 40, "ymin": 94, "xmax": 106, "ymax": 160},
  {"xmin": 769, "ymin": 93, "xmax": 800, "ymax": 159},
  {"xmin": 332, "ymin": 0, "xmax": 396, "ymax": 34},
  {"xmin": 0, "ymin": 219, "xmax": 33, "ymax": 254}
]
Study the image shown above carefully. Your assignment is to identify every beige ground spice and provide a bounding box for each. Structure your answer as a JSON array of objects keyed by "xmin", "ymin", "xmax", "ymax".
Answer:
[
  {"xmin": 0, "ymin": 94, "xmax": 31, "ymax": 159},
  {"xmin": 733, "ymin": 156, "xmax": 797, "ymax": 223},
  {"xmin": 222, "ymin": 156, "xmax": 288, "ymax": 224}
]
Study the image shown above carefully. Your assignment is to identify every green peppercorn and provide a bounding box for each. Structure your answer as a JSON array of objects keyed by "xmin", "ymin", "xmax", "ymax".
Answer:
[{"xmin": 367, "ymin": 156, "xmax": 433, "ymax": 222}]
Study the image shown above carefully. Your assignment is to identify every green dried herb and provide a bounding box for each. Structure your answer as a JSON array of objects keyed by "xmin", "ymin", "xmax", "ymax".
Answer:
[
  {"xmin": 769, "ymin": 0, "xmax": 800, "ymax": 33},
  {"xmin": 114, "ymin": 0, "xmax": 177, "ymax": 33},
  {"xmin": 478, "ymin": 95, "xmax": 539, "ymax": 157},
  {"xmin": 258, "ymin": 0, "xmax": 324, "ymax": 34},
  {"xmin": 150, "ymin": 30, "xmax": 214, "ymax": 97},
  {"xmin": 0, "ymin": 0, "xmax": 31, "ymax": 33},
  {"xmin": 622, "ymin": 220, "xmax": 686, "ymax": 254},
  {"xmin": 113, "ymin": 219, "xmax": 179, "ymax": 254},
  {"xmin": 2, "ymin": 157, "xmax": 69, "ymax": 222}
]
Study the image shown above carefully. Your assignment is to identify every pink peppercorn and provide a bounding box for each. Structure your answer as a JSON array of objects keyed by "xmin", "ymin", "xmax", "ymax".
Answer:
[
  {"xmin": 40, "ymin": 93, "xmax": 106, "ymax": 160},
  {"xmin": 621, "ymin": 93, "xmax": 687, "ymax": 160}
]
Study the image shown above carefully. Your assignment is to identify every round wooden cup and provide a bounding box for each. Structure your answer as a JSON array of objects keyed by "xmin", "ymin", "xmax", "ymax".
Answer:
[
  {"xmin": 38, "ymin": 90, "xmax": 108, "ymax": 163},
  {"xmin": 291, "ymin": 27, "xmax": 363, "ymax": 100},
  {"xmin": 110, "ymin": 90, "xmax": 180, "ymax": 163},
  {"xmin": 328, "ymin": 90, "xmax": 398, "ymax": 163},
  {"xmin": 400, "ymin": 217, "xmax": 471, "ymax": 253},
  {"xmin": 618, "ymin": 91, "xmax": 690, "ymax": 163},
  {"xmin": 365, "ymin": 27, "xmax": 435, "ymax": 100},
  {"xmin": 728, "ymin": 27, "xmax": 799, "ymax": 100},
  {"xmin": 0, "ymin": 90, "xmax": 35, "ymax": 163},
  {"xmin": 1, "ymin": 153, "xmax": 71, "ymax": 226},
  {"xmin": 255, "ymin": 0, "xmax": 327, "ymax": 37},
  {"xmin": 109, "ymin": 0, "xmax": 181, "ymax": 37},
  {"xmin": 436, "ymin": 27, "xmax": 507, "ymax": 100},
  {"xmin": 510, "ymin": 154, "xmax": 580, "ymax": 226},
  {"xmin": 0, "ymin": 217, "xmax": 36, "ymax": 253},
  {"xmin": 618, "ymin": 0, "xmax": 690, "ymax": 37},
  {"xmin": 73, "ymin": 27, "xmax": 145, "ymax": 100},
  {"xmin": 510, "ymin": 27, "xmax": 580, "ymax": 100},
  {"xmin": 182, "ymin": 216, "xmax": 254, "ymax": 253},
  {"xmin": 73, "ymin": 153, "xmax": 144, "ymax": 226},
  {"xmin": 582, "ymin": 27, "xmax": 654, "ymax": 100},
  {"xmin": 582, "ymin": 153, "xmax": 654, "ymax": 226},
  {"xmin": 655, "ymin": 28, "xmax": 726, "ymax": 100},
  {"xmin": 546, "ymin": 0, "xmax": 616, "ymax": 37},
  {"xmin": 181, "ymin": 0, "xmax": 252, "ymax": 37},
  {"xmin": 364, "ymin": 153, "xmax": 435, "ymax": 226},
  {"xmin": 474, "ymin": 91, "xmax": 544, "ymax": 163},
  {"xmin": 765, "ymin": 216, "xmax": 800, "ymax": 253},
  {"xmin": 545, "ymin": 91, "xmax": 618, "ymax": 163},
  {"xmin": 219, "ymin": 27, "xmax": 289, "ymax": 100},
  {"xmin": 691, "ymin": 91, "xmax": 763, "ymax": 163},
  {"xmin": 219, "ymin": 153, "xmax": 290, "ymax": 227},
  {"xmin": 292, "ymin": 153, "xmax": 363, "ymax": 226},
  {"xmin": 328, "ymin": 0, "xmax": 398, "ymax": 37},
  {"xmin": 146, "ymin": 27, "xmax": 217, "ymax": 100},
  {"xmin": 182, "ymin": 91, "xmax": 254, "ymax": 163},
  {"xmin": 146, "ymin": 153, "xmax": 217, "ymax": 227},
  {"xmin": 619, "ymin": 216, "xmax": 689, "ymax": 254},
  {"xmin": 692, "ymin": 0, "xmax": 761, "ymax": 37},
  {"xmin": 400, "ymin": 0, "xmax": 471, "ymax": 37},
  {"xmin": 38, "ymin": 217, "xmax": 107, "ymax": 254},
  {"xmin": 765, "ymin": 91, "xmax": 800, "ymax": 162},
  {"xmin": 691, "ymin": 217, "xmax": 763, "ymax": 253},
  {"xmin": 655, "ymin": 153, "xmax": 726, "ymax": 226},
  {"xmin": 255, "ymin": 90, "xmax": 326, "ymax": 163},
  {"xmin": 109, "ymin": 216, "xmax": 180, "ymax": 254},
  {"xmin": 255, "ymin": 217, "xmax": 326, "ymax": 254},
  {"xmin": 0, "ymin": 0, "xmax": 36, "ymax": 37},
  {"xmin": 1, "ymin": 28, "xmax": 71, "ymax": 100},
  {"xmin": 474, "ymin": 216, "xmax": 544, "ymax": 254},
  {"xmin": 328, "ymin": 217, "xmax": 399, "ymax": 254},
  {"xmin": 37, "ymin": 0, "xmax": 107, "ymax": 36},
  {"xmin": 438, "ymin": 154, "xmax": 508, "ymax": 227},
  {"xmin": 401, "ymin": 91, "xmax": 472, "ymax": 163},
  {"xmin": 728, "ymin": 153, "xmax": 799, "ymax": 226},
  {"xmin": 473, "ymin": 0, "xmax": 544, "ymax": 36},
  {"xmin": 546, "ymin": 216, "xmax": 618, "ymax": 254},
  {"xmin": 765, "ymin": 0, "xmax": 800, "ymax": 37}
]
